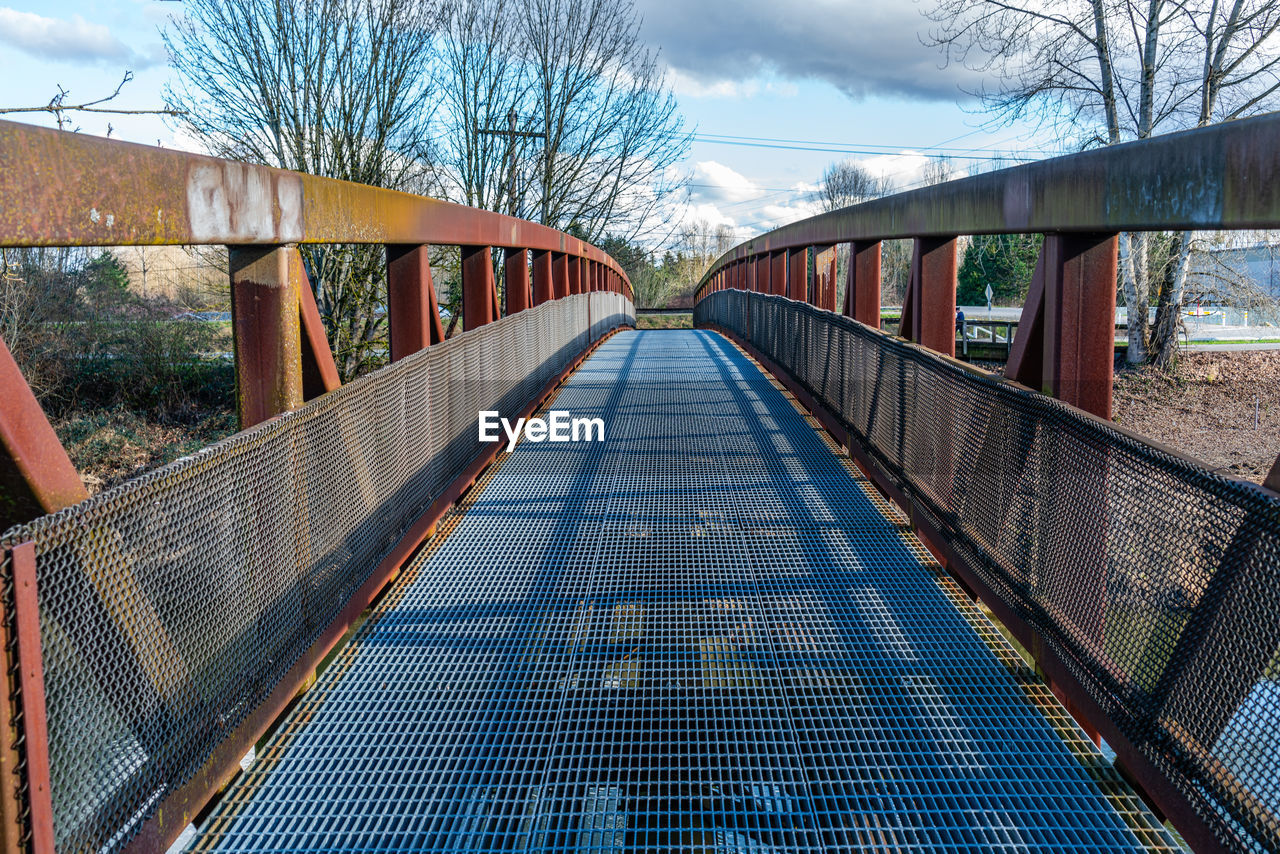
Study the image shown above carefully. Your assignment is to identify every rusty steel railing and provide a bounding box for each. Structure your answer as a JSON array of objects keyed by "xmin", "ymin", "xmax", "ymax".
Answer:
[
  {"xmin": 694, "ymin": 113, "xmax": 1280, "ymax": 854},
  {"xmin": 0, "ymin": 119, "xmax": 633, "ymax": 853},
  {"xmin": 696, "ymin": 112, "xmax": 1280, "ymax": 425}
]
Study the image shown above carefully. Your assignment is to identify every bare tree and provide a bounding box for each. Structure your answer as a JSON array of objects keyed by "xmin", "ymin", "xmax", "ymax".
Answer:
[
  {"xmin": 815, "ymin": 161, "xmax": 895, "ymax": 309},
  {"xmin": 424, "ymin": 0, "xmax": 530, "ymax": 213},
  {"xmin": 920, "ymin": 156, "xmax": 958, "ymax": 188},
  {"xmin": 815, "ymin": 161, "xmax": 894, "ymax": 213},
  {"xmin": 669, "ymin": 220, "xmax": 735, "ymax": 298},
  {"xmin": 519, "ymin": 0, "xmax": 691, "ymax": 243},
  {"xmin": 164, "ymin": 0, "xmax": 439, "ymax": 379},
  {"xmin": 927, "ymin": 0, "xmax": 1280, "ymax": 366}
]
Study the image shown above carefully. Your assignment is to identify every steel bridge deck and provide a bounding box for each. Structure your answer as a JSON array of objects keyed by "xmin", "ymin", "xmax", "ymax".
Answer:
[{"xmin": 191, "ymin": 329, "xmax": 1174, "ymax": 853}]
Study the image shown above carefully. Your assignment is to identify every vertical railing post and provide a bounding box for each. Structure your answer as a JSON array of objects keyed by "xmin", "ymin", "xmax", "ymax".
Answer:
[
  {"xmin": 1008, "ymin": 233, "xmax": 1118, "ymax": 419},
  {"xmin": 532, "ymin": 250, "xmax": 554, "ymax": 305},
  {"xmin": 387, "ymin": 244, "xmax": 445, "ymax": 359},
  {"xmin": 909, "ymin": 237, "xmax": 958, "ymax": 356},
  {"xmin": 787, "ymin": 248, "xmax": 807, "ymax": 302},
  {"xmin": 812, "ymin": 245, "xmax": 832, "ymax": 309},
  {"xmin": 552, "ymin": 252, "xmax": 569, "ymax": 299},
  {"xmin": 1044, "ymin": 233, "xmax": 1119, "ymax": 419},
  {"xmin": 825, "ymin": 249, "xmax": 838, "ymax": 312},
  {"xmin": 462, "ymin": 245, "xmax": 498, "ymax": 331},
  {"xmin": 844, "ymin": 240, "xmax": 882, "ymax": 327},
  {"xmin": 568, "ymin": 257, "xmax": 582, "ymax": 295},
  {"xmin": 770, "ymin": 251, "xmax": 785, "ymax": 296},
  {"xmin": 505, "ymin": 248, "xmax": 531, "ymax": 314},
  {"xmin": 229, "ymin": 246, "xmax": 305, "ymax": 429},
  {"xmin": 9, "ymin": 542, "xmax": 54, "ymax": 853}
]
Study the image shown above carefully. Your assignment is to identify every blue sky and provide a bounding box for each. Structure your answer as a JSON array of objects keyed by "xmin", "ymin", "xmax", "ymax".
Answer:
[{"xmin": 0, "ymin": 0, "xmax": 1059, "ymax": 240}]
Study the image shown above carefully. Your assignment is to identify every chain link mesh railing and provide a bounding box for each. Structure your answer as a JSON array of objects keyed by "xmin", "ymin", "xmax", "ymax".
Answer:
[
  {"xmin": 0, "ymin": 292, "xmax": 632, "ymax": 853},
  {"xmin": 697, "ymin": 289, "xmax": 1280, "ymax": 853}
]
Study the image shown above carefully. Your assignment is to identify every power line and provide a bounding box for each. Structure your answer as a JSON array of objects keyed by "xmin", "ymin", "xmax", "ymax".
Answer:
[
  {"xmin": 686, "ymin": 136, "xmax": 1042, "ymax": 161},
  {"xmin": 688, "ymin": 130, "xmax": 1056, "ymax": 157}
]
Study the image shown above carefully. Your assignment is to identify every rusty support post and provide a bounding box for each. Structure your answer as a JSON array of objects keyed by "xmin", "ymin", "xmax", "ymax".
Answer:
[
  {"xmin": 787, "ymin": 248, "xmax": 807, "ymax": 302},
  {"xmin": 1008, "ymin": 234, "xmax": 1118, "ymax": 419},
  {"xmin": 0, "ymin": 339, "xmax": 87, "ymax": 531},
  {"xmin": 0, "ymin": 564, "xmax": 19, "ymax": 854},
  {"xmin": 294, "ymin": 255, "xmax": 341, "ymax": 399},
  {"xmin": 770, "ymin": 251, "xmax": 784, "ymax": 296},
  {"xmin": 9, "ymin": 543, "xmax": 53, "ymax": 854},
  {"xmin": 568, "ymin": 257, "xmax": 582, "ymax": 295},
  {"xmin": 462, "ymin": 246, "xmax": 498, "ymax": 330},
  {"xmin": 387, "ymin": 244, "xmax": 445, "ymax": 360},
  {"xmin": 552, "ymin": 252, "xmax": 569, "ymax": 299},
  {"xmin": 505, "ymin": 248, "xmax": 531, "ymax": 314},
  {"xmin": 1043, "ymin": 233, "xmax": 1119, "ymax": 419},
  {"xmin": 910, "ymin": 237, "xmax": 958, "ymax": 357},
  {"xmin": 812, "ymin": 245, "xmax": 832, "ymax": 309},
  {"xmin": 229, "ymin": 246, "xmax": 305, "ymax": 430},
  {"xmin": 844, "ymin": 240, "xmax": 882, "ymax": 327},
  {"xmin": 827, "ymin": 252, "xmax": 838, "ymax": 312}
]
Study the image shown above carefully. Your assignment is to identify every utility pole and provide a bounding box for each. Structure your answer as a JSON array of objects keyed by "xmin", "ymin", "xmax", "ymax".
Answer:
[{"xmin": 476, "ymin": 108, "xmax": 546, "ymax": 217}]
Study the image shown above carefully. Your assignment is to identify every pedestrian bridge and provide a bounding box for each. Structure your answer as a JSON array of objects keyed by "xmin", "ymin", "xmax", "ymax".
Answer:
[{"xmin": 0, "ymin": 117, "xmax": 1277, "ymax": 854}]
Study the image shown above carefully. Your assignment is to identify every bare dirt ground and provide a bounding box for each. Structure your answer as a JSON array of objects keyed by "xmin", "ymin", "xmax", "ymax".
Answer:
[{"xmin": 1112, "ymin": 351, "xmax": 1280, "ymax": 484}]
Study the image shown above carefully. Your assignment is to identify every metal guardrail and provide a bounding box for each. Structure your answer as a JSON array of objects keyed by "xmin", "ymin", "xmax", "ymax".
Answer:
[
  {"xmin": 0, "ymin": 120, "xmax": 635, "ymax": 852},
  {"xmin": 697, "ymin": 290, "xmax": 1280, "ymax": 854},
  {"xmin": 4, "ymin": 293, "xmax": 632, "ymax": 854},
  {"xmin": 694, "ymin": 115, "xmax": 1280, "ymax": 853},
  {"xmin": 696, "ymin": 112, "xmax": 1280, "ymax": 426}
]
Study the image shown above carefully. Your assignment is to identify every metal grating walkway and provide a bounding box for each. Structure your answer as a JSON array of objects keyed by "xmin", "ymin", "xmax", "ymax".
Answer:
[{"xmin": 191, "ymin": 329, "xmax": 1176, "ymax": 853}]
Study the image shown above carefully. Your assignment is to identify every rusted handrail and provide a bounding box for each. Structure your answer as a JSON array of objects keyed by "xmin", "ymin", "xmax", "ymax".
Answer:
[
  {"xmin": 694, "ymin": 113, "xmax": 1280, "ymax": 854},
  {"xmin": 696, "ymin": 111, "xmax": 1280, "ymax": 420},
  {"xmin": 0, "ymin": 118, "xmax": 631, "ymax": 517},
  {"xmin": 0, "ymin": 120, "xmax": 634, "ymax": 853}
]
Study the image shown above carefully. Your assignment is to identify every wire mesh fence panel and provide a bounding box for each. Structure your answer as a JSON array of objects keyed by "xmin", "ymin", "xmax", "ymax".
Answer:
[
  {"xmin": 696, "ymin": 289, "xmax": 1280, "ymax": 853},
  {"xmin": 0, "ymin": 294, "xmax": 633, "ymax": 853},
  {"xmin": 191, "ymin": 330, "xmax": 1176, "ymax": 854}
]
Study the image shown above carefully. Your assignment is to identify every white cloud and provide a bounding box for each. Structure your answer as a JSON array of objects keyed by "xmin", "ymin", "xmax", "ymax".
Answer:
[
  {"xmin": 855, "ymin": 151, "xmax": 933, "ymax": 190},
  {"xmin": 0, "ymin": 7, "xmax": 157, "ymax": 68},
  {"xmin": 690, "ymin": 160, "xmax": 761, "ymax": 204},
  {"xmin": 668, "ymin": 68, "xmax": 800, "ymax": 100}
]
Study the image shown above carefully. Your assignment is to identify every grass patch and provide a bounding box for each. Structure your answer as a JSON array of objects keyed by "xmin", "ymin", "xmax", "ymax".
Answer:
[
  {"xmin": 636, "ymin": 313, "xmax": 692, "ymax": 329},
  {"xmin": 55, "ymin": 405, "xmax": 236, "ymax": 494}
]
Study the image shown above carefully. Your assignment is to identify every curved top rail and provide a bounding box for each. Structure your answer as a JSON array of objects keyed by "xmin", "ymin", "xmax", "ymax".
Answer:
[
  {"xmin": 697, "ymin": 111, "xmax": 1280, "ymax": 298},
  {"xmin": 0, "ymin": 119, "xmax": 629, "ymax": 286}
]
